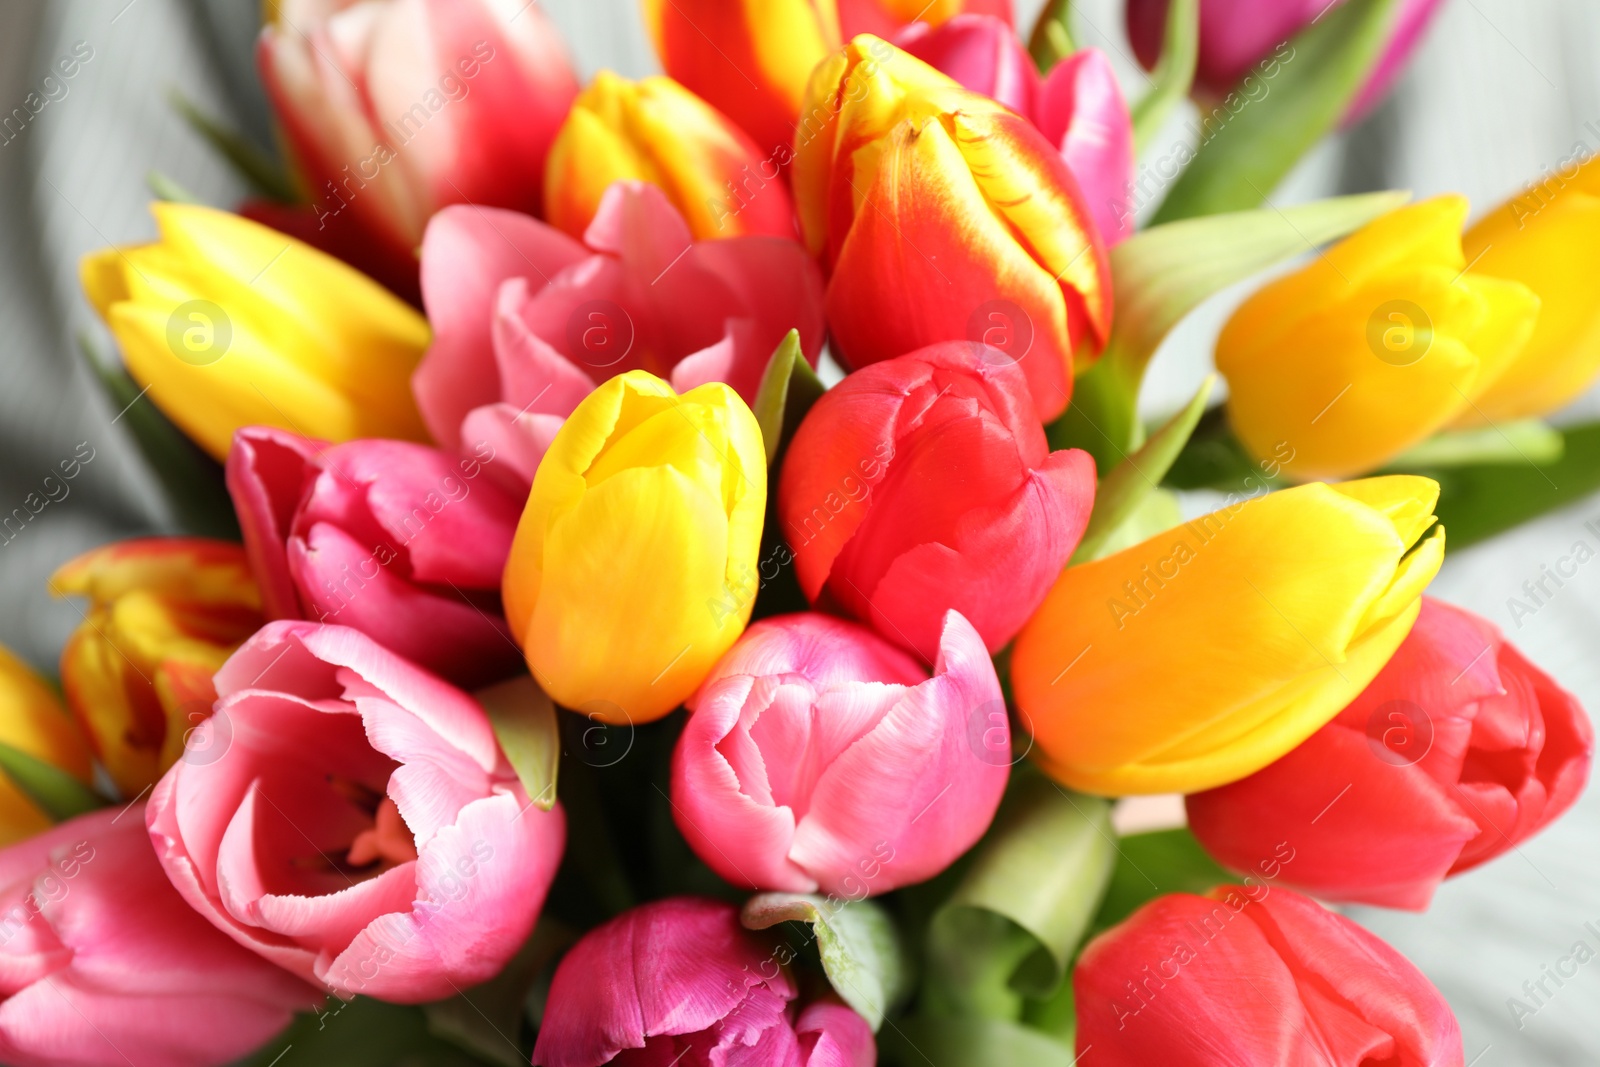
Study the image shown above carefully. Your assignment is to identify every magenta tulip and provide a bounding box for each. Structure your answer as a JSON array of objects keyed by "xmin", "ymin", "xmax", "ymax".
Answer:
[
  {"xmin": 673, "ymin": 611, "xmax": 1008, "ymax": 897},
  {"xmin": 896, "ymin": 18, "xmax": 1135, "ymax": 243},
  {"xmin": 532, "ymin": 897, "xmax": 875, "ymax": 1067},
  {"xmin": 227, "ymin": 426, "xmax": 525, "ymax": 688},
  {"xmin": 777, "ymin": 341, "xmax": 1095, "ymax": 662},
  {"xmin": 1187, "ymin": 598, "xmax": 1593, "ymax": 910},
  {"xmin": 147, "ymin": 621, "xmax": 565, "ymax": 1003},
  {"xmin": 413, "ymin": 181, "xmax": 825, "ymax": 491},
  {"xmin": 1075, "ymin": 886, "xmax": 1463, "ymax": 1065},
  {"xmin": 0, "ymin": 806, "xmax": 312, "ymax": 1067},
  {"xmin": 1126, "ymin": 0, "xmax": 1446, "ymax": 125},
  {"xmin": 258, "ymin": 0, "xmax": 579, "ymax": 291}
]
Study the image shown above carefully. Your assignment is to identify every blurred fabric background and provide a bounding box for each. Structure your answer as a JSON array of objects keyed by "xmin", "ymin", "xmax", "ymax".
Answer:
[{"xmin": 0, "ymin": 0, "xmax": 1596, "ymax": 1061}]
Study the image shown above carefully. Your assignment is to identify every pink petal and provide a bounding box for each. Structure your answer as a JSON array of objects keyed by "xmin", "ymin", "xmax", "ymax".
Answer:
[
  {"xmin": 797, "ymin": 1001, "xmax": 876, "ymax": 1067},
  {"xmin": 226, "ymin": 425, "xmax": 327, "ymax": 620},
  {"xmin": 459, "ymin": 402, "xmax": 564, "ymax": 495},
  {"xmin": 1035, "ymin": 49, "xmax": 1136, "ymax": 245}
]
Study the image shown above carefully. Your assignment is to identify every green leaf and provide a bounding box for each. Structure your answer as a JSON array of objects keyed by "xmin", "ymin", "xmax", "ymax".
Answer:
[
  {"xmin": 1130, "ymin": 0, "xmax": 1198, "ymax": 154},
  {"xmin": 924, "ymin": 774, "xmax": 1115, "ymax": 1018},
  {"xmin": 475, "ymin": 675, "xmax": 559, "ymax": 812},
  {"xmin": 752, "ymin": 329, "xmax": 826, "ymax": 466},
  {"xmin": 1427, "ymin": 419, "xmax": 1600, "ymax": 550},
  {"xmin": 146, "ymin": 170, "xmax": 204, "ymax": 204},
  {"xmin": 1073, "ymin": 376, "xmax": 1213, "ymax": 563},
  {"xmin": 1151, "ymin": 0, "xmax": 1402, "ymax": 222},
  {"xmin": 1387, "ymin": 419, "xmax": 1565, "ymax": 470},
  {"xmin": 167, "ymin": 86, "xmax": 300, "ymax": 203},
  {"xmin": 1090, "ymin": 827, "xmax": 1231, "ymax": 935},
  {"xmin": 741, "ymin": 893, "xmax": 910, "ymax": 1030},
  {"xmin": 78, "ymin": 331, "xmax": 240, "ymax": 539},
  {"xmin": 0, "ymin": 742, "xmax": 105, "ymax": 822},
  {"xmin": 1050, "ymin": 190, "xmax": 1408, "ymax": 471},
  {"xmin": 234, "ymin": 998, "xmax": 493, "ymax": 1067},
  {"xmin": 1027, "ymin": 0, "xmax": 1076, "ymax": 73},
  {"xmin": 879, "ymin": 1016, "xmax": 1077, "ymax": 1067}
]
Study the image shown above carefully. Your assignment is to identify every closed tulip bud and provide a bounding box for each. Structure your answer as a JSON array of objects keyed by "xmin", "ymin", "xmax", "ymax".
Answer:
[
  {"xmin": 80, "ymin": 203, "xmax": 430, "ymax": 461},
  {"xmin": 414, "ymin": 182, "xmax": 823, "ymax": 491},
  {"xmin": 1455, "ymin": 151, "xmax": 1600, "ymax": 422},
  {"xmin": 642, "ymin": 0, "xmax": 1012, "ymax": 156},
  {"xmin": 897, "ymin": 19, "xmax": 1135, "ymax": 244},
  {"xmin": 1126, "ymin": 0, "xmax": 1446, "ymax": 125},
  {"xmin": 50, "ymin": 538, "xmax": 263, "ymax": 798},
  {"xmin": 226, "ymin": 426, "xmax": 525, "ymax": 688},
  {"xmin": 533, "ymin": 897, "xmax": 875, "ymax": 1067},
  {"xmin": 794, "ymin": 37, "xmax": 1111, "ymax": 419},
  {"xmin": 502, "ymin": 371, "xmax": 766, "ymax": 724},
  {"xmin": 673, "ymin": 611, "xmax": 1008, "ymax": 897},
  {"xmin": 1075, "ymin": 887, "xmax": 1463, "ymax": 1066},
  {"xmin": 258, "ymin": 0, "xmax": 579, "ymax": 277},
  {"xmin": 779, "ymin": 342, "xmax": 1095, "ymax": 662},
  {"xmin": 0, "ymin": 806, "xmax": 314, "ymax": 1067},
  {"xmin": 0, "ymin": 644, "xmax": 93, "ymax": 847},
  {"xmin": 544, "ymin": 72, "xmax": 797, "ymax": 244},
  {"xmin": 1188, "ymin": 597, "xmax": 1593, "ymax": 910},
  {"xmin": 1012, "ymin": 475, "xmax": 1446, "ymax": 795},
  {"xmin": 147, "ymin": 621, "xmax": 566, "ymax": 1003},
  {"xmin": 1216, "ymin": 196, "xmax": 1541, "ymax": 481}
]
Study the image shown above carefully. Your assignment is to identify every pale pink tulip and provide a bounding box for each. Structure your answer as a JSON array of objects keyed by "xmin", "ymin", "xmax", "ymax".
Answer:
[
  {"xmin": 413, "ymin": 181, "xmax": 826, "ymax": 491},
  {"xmin": 227, "ymin": 426, "xmax": 525, "ymax": 688},
  {"xmin": 897, "ymin": 18, "xmax": 1135, "ymax": 244},
  {"xmin": 672, "ymin": 612, "xmax": 1009, "ymax": 897},
  {"xmin": 147, "ymin": 621, "xmax": 566, "ymax": 1004},
  {"xmin": 0, "ymin": 806, "xmax": 313, "ymax": 1067},
  {"xmin": 258, "ymin": 0, "xmax": 579, "ymax": 296},
  {"xmin": 533, "ymin": 897, "xmax": 875, "ymax": 1067}
]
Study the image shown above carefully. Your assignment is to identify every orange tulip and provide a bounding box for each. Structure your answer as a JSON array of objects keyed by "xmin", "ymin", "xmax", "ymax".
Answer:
[
  {"xmin": 792, "ymin": 36, "xmax": 1110, "ymax": 420},
  {"xmin": 50, "ymin": 538, "xmax": 263, "ymax": 796},
  {"xmin": 0, "ymin": 644, "xmax": 94, "ymax": 846}
]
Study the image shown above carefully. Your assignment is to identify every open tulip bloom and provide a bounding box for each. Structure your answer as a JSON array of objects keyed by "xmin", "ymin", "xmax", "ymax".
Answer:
[{"xmin": 27, "ymin": 0, "xmax": 1600, "ymax": 1064}]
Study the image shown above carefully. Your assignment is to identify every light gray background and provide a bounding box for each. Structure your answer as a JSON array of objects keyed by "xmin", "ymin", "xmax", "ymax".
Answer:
[{"xmin": 0, "ymin": 0, "xmax": 1595, "ymax": 1062}]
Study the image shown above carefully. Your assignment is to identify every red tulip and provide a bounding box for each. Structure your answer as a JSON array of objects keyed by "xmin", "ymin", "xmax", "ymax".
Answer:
[
  {"xmin": 533, "ymin": 897, "xmax": 875, "ymax": 1067},
  {"xmin": 778, "ymin": 342, "xmax": 1095, "ymax": 661},
  {"xmin": 258, "ymin": 0, "xmax": 579, "ymax": 295},
  {"xmin": 1187, "ymin": 597, "xmax": 1593, "ymax": 910},
  {"xmin": 227, "ymin": 426, "xmax": 526, "ymax": 688},
  {"xmin": 896, "ymin": 18, "xmax": 1135, "ymax": 244},
  {"xmin": 1076, "ymin": 886, "xmax": 1464, "ymax": 1066},
  {"xmin": 0, "ymin": 806, "xmax": 313, "ymax": 1067},
  {"xmin": 793, "ymin": 38, "xmax": 1111, "ymax": 420}
]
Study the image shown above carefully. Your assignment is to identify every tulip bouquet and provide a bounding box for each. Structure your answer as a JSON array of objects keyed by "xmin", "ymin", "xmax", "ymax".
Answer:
[{"xmin": 7, "ymin": 0, "xmax": 1600, "ymax": 1064}]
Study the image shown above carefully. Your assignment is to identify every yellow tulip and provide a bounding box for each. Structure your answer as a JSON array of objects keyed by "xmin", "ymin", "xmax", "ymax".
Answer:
[
  {"xmin": 502, "ymin": 371, "xmax": 766, "ymax": 725},
  {"xmin": 1457, "ymin": 152, "xmax": 1600, "ymax": 422},
  {"xmin": 543, "ymin": 72, "xmax": 797, "ymax": 242},
  {"xmin": 1011, "ymin": 475, "xmax": 1445, "ymax": 796},
  {"xmin": 80, "ymin": 202, "xmax": 430, "ymax": 461},
  {"xmin": 1216, "ymin": 196, "xmax": 1540, "ymax": 481},
  {"xmin": 51, "ymin": 538, "xmax": 263, "ymax": 796},
  {"xmin": 0, "ymin": 644, "xmax": 94, "ymax": 846}
]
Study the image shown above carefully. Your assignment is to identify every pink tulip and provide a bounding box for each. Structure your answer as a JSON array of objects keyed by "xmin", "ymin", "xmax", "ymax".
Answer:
[
  {"xmin": 413, "ymin": 181, "xmax": 825, "ymax": 491},
  {"xmin": 896, "ymin": 18, "xmax": 1135, "ymax": 243},
  {"xmin": 0, "ymin": 806, "xmax": 313, "ymax": 1067},
  {"xmin": 226, "ymin": 426, "xmax": 525, "ymax": 688},
  {"xmin": 257, "ymin": 0, "xmax": 579, "ymax": 295},
  {"xmin": 1126, "ymin": 0, "xmax": 1446, "ymax": 125},
  {"xmin": 147, "ymin": 620, "xmax": 566, "ymax": 1004},
  {"xmin": 532, "ymin": 897, "xmax": 875, "ymax": 1067},
  {"xmin": 672, "ymin": 612, "xmax": 1008, "ymax": 897},
  {"xmin": 777, "ymin": 342, "xmax": 1096, "ymax": 662}
]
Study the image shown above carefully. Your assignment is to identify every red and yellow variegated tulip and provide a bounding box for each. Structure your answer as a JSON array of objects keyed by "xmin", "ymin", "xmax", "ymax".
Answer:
[
  {"xmin": 793, "ymin": 37, "xmax": 1111, "ymax": 420},
  {"xmin": 0, "ymin": 644, "xmax": 93, "ymax": 846},
  {"xmin": 544, "ymin": 73, "xmax": 797, "ymax": 243},
  {"xmin": 641, "ymin": 0, "xmax": 1013, "ymax": 156},
  {"xmin": 50, "ymin": 539, "xmax": 263, "ymax": 797}
]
